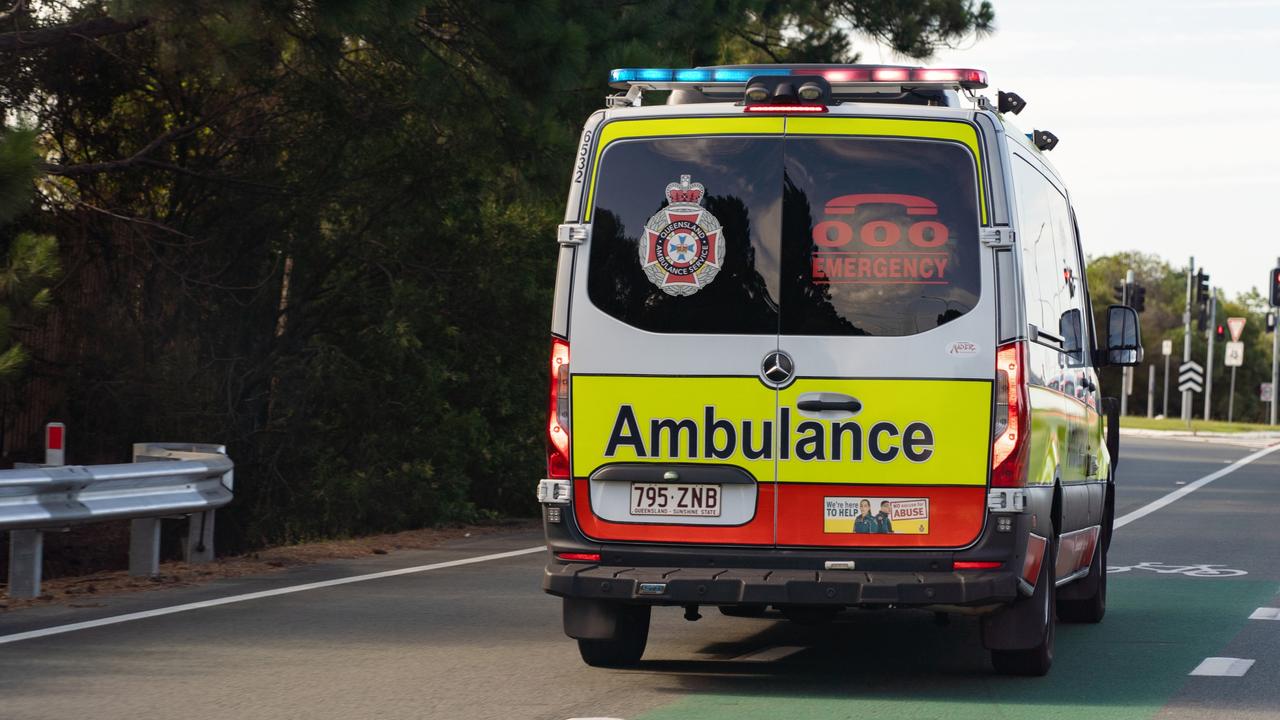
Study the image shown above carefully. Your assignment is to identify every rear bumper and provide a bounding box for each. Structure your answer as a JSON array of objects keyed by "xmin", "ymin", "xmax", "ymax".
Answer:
[{"xmin": 544, "ymin": 562, "xmax": 1019, "ymax": 607}]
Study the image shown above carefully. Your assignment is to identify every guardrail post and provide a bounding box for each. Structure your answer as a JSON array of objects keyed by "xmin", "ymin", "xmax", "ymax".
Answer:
[
  {"xmin": 185, "ymin": 510, "xmax": 215, "ymax": 564},
  {"xmin": 128, "ymin": 518, "xmax": 162, "ymax": 576},
  {"xmin": 7, "ymin": 530, "xmax": 44, "ymax": 598}
]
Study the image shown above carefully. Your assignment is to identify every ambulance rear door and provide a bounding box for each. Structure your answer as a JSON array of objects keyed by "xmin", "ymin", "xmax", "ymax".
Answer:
[{"xmin": 773, "ymin": 116, "xmax": 996, "ymax": 549}]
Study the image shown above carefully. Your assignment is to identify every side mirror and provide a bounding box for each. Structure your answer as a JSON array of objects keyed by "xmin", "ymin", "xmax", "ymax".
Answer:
[
  {"xmin": 1059, "ymin": 308, "xmax": 1082, "ymax": 356},
  {"xmin": 1103, "ymin": 305, "xmax": 1143, "ymax": 366}
]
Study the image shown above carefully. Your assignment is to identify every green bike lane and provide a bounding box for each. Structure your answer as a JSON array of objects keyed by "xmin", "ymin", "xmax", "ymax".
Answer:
[{"xmin": 626, "ymin": 437, "xmax": 1280, "ymax": 720}]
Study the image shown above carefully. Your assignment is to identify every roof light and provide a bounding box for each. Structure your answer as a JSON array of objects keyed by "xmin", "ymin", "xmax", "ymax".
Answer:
[
  {"xmin": 608, "ymin": 65, "xmax": 988, "ymax": 90},
  {"xmin": 713, "ymin": 67, "xmax": 791, "ymax": 82},
  {"xmin": 674, "ymin": 68, "xmax": 711, "ymax": 82},
  {"xmin": 872, "ymin": 67, "xmax": 910, "ymax": 82},
  {"xmin": 821, "ymin": 68, "xmax": 870, "ymax": 82},
  {"xmin": 743, "ymin": 104, "xmax": 829, "ymax": 114}
]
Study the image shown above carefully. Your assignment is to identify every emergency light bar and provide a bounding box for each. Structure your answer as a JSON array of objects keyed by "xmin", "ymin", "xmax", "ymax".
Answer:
[{"xmin": 608, "ymin": 65, "xmax": 988, "ymax": 91}]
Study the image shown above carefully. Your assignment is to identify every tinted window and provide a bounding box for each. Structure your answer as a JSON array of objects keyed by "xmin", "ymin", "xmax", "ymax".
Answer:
[
  {"xmin": 587, "ymin": 137, "xmax": 782, "ymax": 335},
  {"xmin": 1013, "ymin": 156, "xmax": 1086, "ymax": 365},
  {"xmin": 780, "ymin": 137, "xmax": 982, "ymax": 336}
]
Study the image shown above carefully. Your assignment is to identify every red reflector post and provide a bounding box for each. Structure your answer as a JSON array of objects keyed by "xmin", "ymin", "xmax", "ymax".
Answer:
[
  {"xmin": 953, "ymin": 560, "xmax": 1002, "ymax": 570},
  {"xmin": 556, "ymin": 552, "xmax": 601, "ymax": 563},
  {"xmin": 45, "ymin": 422, "xmax": 66, "ymax": 466}
]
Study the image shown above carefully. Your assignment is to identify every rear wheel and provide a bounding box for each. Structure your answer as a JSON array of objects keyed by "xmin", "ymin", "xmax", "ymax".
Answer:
[
  {"xmin": 1058, "ymin": 533, "xmax": 1107, "ymax": 623},
  {"xmin": 576, "ymin": 604, "xmax": 650, "ymax": 668},
  {"xmin": 989, "ymin": 533, "xmax": 1056, "ymax": 676}
]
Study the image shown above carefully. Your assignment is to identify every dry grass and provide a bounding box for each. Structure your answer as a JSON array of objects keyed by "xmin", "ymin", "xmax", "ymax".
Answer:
[{"xmin": 0, "ymin": 520, "xmax": 539, "ymax": 612}]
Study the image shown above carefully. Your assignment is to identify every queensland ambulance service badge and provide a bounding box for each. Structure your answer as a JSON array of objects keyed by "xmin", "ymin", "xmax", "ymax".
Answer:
[{"xmin": 639, "ymin": 175, "xmax": 724, "ymax": 296}]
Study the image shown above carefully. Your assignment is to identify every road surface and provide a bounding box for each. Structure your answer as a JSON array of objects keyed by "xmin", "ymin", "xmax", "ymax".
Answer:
[{"xmin": 1, "ymin": 436, "xmax": 1278, "ymax": 720}]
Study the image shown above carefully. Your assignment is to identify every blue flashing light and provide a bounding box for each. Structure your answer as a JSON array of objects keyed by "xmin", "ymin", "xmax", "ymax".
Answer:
[
  {"xmin": 712, "ymin": 67, "xmax": 791, "ymax": 82},
  {"xmin": 609, "ymin": 68, "xmax": 674, "ymax": 83},
  {"xmin": 674, "ymin": 68, "xmax": 712, "ymax": 82}
]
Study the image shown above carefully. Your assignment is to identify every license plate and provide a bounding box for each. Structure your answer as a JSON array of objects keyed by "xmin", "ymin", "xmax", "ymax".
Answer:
[{"xmin": 630, "ymin": 483, "xmax": 721, "ymax": 517}]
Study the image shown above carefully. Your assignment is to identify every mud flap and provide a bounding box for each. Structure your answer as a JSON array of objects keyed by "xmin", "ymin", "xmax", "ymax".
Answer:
[
  {"xmin": 982, "ymin": 531, "xmax": 1055, "ymax": 651},
  {"xmin": 563, "ymin": 596, "xmax": 646, "ymax": 640}
]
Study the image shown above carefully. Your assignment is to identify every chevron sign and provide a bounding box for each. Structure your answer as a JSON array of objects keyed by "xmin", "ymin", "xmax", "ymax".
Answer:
[{"xmin": 1178, "ymin": 360, "xmax": 1204, "ymax": 394}]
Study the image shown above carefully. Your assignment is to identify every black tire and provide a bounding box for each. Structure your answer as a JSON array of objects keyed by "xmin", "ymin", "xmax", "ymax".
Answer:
[
  {"xmin": 991, "ymin": 535, "xmax": 1056, "ymax": 677},
  {"xmin": 576, "ymin": 604, "xmax": 650, "ymax": 668},
  {"xmin": 1058, "ymin": 533, "xmax": 1107, "ymax": 623}
]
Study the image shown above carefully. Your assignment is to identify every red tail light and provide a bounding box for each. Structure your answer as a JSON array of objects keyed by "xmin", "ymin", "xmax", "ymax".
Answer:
[
  {"xmin": 991, "ymin": 341, "xmax": 1030, "ymax": 487},
  {"xmin": 547, "ymin": 337, "xmax": 571, "ymax": 479}
]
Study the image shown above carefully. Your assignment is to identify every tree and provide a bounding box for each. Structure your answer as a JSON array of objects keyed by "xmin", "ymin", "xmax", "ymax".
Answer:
[{"xmin": 3, "ymin": 0, "xmax": 999, "ymax": 548}]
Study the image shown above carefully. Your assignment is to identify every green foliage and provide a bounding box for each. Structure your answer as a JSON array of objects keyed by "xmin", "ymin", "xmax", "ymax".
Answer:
[
  {"xmin": 1086, "ymin": 252, "xmax": 1276, "ymax": 423},
  {"xmin": 4, "ymin": 0, "xmax": 997, "ymax": 549},
  {"xmin": 0, "ymin": 128, "xmax": 61, "ymax": 385}
]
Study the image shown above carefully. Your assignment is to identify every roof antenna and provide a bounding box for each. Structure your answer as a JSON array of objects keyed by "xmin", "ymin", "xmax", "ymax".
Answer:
[{"xmin": 997, "ymin": 90, "xmax": 1026, "ymax": 115}]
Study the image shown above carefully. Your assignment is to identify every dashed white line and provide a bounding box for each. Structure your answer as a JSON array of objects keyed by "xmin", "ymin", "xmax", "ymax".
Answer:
[
  {"xmin": 1115, "ymin": 443, "xmax": 1280, "ymax": 530},
  {"xmin": 1249, "ymin": 607, "xmax": 1280, "ymax": 621},
  {"xmin": 734, "ymin": 645, "xmax": 807, "ymax": 663},
  {"xmin": 0, "ymin": 545, "xmax": 545, "ymax": 646},
  {"xmin": 1190, "ymin": 657, "xmax": 1255, "ymax": 677}
]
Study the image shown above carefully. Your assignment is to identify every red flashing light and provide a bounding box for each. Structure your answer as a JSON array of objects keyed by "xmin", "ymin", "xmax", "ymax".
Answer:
[
  {"xmin": 743, "ymin": 104, "xmax": 829, "ymax": 114},
  {"xmin": 872, "ymin": 67, "xmax": 910, "ymax": 82},
  {"xmin": 556, "ymin": 552, "xmax": 601, "ymax": 563},
  {"xmin": 821, "ymin": 68, "xmax": 870, "ymax": 82},
  {"xmin": 992, "ymin": 341, "xmax": 1031, "ymax": 487},
  {"xmin": 547, "ymin": 337, "xmax": 571, "ymax": 479},
  {"xmin": 953, "ymin": 560, "xmax": 1002, "ymax": 570}
]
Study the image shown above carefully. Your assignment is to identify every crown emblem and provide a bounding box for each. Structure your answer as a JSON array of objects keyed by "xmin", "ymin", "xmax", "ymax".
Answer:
[{"xmin": 664, "ymin": 174, "xmax": 705, "ymax": 205}]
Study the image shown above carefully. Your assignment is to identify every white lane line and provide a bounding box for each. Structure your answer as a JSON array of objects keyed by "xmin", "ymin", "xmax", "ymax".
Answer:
[
  {"xmin": 1249, "ymin": 607, "xmax": 1280, "ymax": 620},
  {"xmin": 0, "ymin": 545, "xmax": 545, "ymax": 646},
  {"xmin": 1189, "ymin": 657, "xmax": 1255, "ymax": 677},
  {"xmin": 1115, "ymin": 443, "xmax": 1280, "ymax": 530},
  {"xmin": 734, "ymin": 645, "xmax": 807, "ymax": 663}
]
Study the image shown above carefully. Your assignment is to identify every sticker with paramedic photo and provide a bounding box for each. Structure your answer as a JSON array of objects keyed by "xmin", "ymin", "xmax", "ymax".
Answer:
[
  {"xmin": 823, "ymin": 497, "xmax": 930, "ymax": 535},
  {"xmin": 809, "ymin": 193, "xmax": 952, "ymax": 285},
  {"xmin": 639, "ymin": 175, "xmax": 724, "ymax": 296}
]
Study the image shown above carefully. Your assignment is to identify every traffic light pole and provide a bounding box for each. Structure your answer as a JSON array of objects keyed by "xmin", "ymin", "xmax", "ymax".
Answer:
[
  {"xmin": 1204, "ymin": 292, "xmax": 1216, "ymax": 421},
  {"xmin": 1182, "ymin": 257, "xmax": 1194, "ymax": 423},
  {"xmin": 1121, "ymin": 270, "xmax": 1132, "ymax": 417},
  {"xmin": 1272, "ymin": 256, "xmax": 1279, "ymax": 426}
]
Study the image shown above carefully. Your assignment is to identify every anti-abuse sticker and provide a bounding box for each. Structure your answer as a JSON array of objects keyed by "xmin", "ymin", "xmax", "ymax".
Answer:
[{"xmin": 824, "ymin": 497, "xmax": 930, "ymax": 535}]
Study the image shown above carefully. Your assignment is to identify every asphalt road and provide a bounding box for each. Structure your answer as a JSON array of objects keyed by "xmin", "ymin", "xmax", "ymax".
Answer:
[{"xmin": 1, "ymin": 436, "xmax": 1279, "ymax": 720}]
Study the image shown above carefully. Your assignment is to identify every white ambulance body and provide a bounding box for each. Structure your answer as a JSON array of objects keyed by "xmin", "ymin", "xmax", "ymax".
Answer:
[{"xmin": 538, "ymin": 65, "xmax": 1142, "ymax": 676}]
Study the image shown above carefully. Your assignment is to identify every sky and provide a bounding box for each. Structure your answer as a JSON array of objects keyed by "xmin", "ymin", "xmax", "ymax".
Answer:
[{"xmin": 866, "ymin": 0, "xmax": 1280, "ymax": 300}]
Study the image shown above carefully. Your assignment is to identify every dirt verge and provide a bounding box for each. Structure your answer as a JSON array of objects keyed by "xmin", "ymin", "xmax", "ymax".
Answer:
[{"xmin": 0, "ymin": 520, "xmax": 540, "ymax": 613}]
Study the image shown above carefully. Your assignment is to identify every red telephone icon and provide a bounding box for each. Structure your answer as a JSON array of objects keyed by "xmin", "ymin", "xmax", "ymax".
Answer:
[{"xmin": 823, "ymin": 193, "xmax": 940, "ymax": 217}]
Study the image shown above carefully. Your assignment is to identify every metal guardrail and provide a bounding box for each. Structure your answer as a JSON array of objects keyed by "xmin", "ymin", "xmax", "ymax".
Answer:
[{"xmin": 2, "ymin": 442, "xmax": 234, "ymax": 599}]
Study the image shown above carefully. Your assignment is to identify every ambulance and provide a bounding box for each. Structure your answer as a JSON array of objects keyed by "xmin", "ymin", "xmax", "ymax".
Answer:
[{"xmin": 537, "ymin": 64, "xmax": 1143, "ymax": 676}]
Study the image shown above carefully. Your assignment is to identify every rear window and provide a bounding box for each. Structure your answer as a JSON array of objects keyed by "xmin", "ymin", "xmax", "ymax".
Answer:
[
  {"xmin": 780, "ymin": 137, "xmax": 981, "ymax": 337},
  {"xmin": 586, "ymin": 132, "xmax": 980, "ymax": 337},
  {"xmin": 587, "ymin": 137, "xmax": 782, "ymax": 335}
]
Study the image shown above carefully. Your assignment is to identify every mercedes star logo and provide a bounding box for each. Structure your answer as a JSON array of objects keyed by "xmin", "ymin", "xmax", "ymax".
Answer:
[{"xmin": 761, "ymin": 350, "xmax": 795, "ymax": 387}]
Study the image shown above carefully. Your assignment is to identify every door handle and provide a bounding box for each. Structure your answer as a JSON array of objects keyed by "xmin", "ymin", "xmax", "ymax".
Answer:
[
  {"xmin": 798, "ymin": 399, "xmax": 862, "ymax": 412},
  {"xmin": 796, "ymin": 393, "xmax": 863, "ymax": 416}
]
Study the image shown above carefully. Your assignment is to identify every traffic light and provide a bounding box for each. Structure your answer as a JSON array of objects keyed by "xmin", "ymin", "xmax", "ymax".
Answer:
[
  {"xmin": 1215, "ymin": 323, "xmax": 1225, "ymax": 340},
  {"xmin": 1130, "ymin": 283, "xmax": 1146, "ymax": 313},
  {"xmin": 1196, "ymin": 269, "xmax": 1211, "ymax": 306},
  {"xmin": 1270, "ymin": 267, "xmax": 1280, "ymax": 307},
  {"xmin": 1268, "ymin": 312, "xmax": 1277, "ymax": 334}
]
